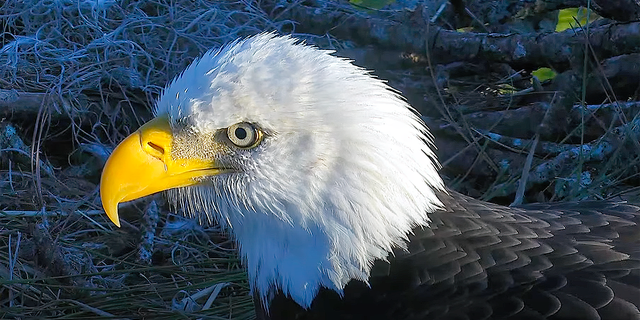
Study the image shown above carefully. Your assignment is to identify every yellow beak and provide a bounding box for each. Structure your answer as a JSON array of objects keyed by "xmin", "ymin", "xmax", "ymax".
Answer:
[{"xmin": 100, "ymin": 116, "xmax": 223, "ymax": 227}]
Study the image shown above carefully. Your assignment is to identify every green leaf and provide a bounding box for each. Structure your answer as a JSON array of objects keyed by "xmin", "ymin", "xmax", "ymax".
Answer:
[
  {"xmin": 456, "ymin": 27, "xmax": 474, "ymax": 33},
  {"xmin": 556, "ymin": 7, "xmax": 599, "ymax": 32},
  {"xmin": 531, "ymin": 67, "xmax": 557, "ymax": 82}
]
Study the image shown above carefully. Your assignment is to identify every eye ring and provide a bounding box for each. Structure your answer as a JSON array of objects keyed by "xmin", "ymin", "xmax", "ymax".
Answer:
[{"xmin": 227, "ymin": 122, "xmax": 262, "ymax": 148}]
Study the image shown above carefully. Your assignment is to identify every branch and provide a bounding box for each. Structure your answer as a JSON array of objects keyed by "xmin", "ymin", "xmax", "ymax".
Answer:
[
  {"xmin": 458, "ymin": 0, "xmax": 640, "ymax": 25},
  {"xmin": 267, "ymin": 1, "xmax": 640, "ymax": 70},
  {"xmin": 486, "ymin": 117, "xmax": 640, "ymax": 198},
  {"xmin": 0, "ymin": 89, "xmax": 49, "ymax": 117},
  {"xmin": 537, "ymin": 0, "xmax": 640, "ymax": 21}
]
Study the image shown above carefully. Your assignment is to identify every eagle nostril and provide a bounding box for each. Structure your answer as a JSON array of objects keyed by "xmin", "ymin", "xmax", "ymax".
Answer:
[{"xmin": 146, "ymin": 141, "xmax": 165, "ymax": 158}]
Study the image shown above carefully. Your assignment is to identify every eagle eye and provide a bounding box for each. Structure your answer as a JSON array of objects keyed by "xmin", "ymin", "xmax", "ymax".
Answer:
[{"xmin": 227, "ymin": 122, "xmax": 261, "ymax": 148}]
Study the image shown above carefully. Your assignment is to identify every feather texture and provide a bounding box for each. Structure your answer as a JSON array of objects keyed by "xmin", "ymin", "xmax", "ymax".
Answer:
[{"xmin": 265, "ymin": 190, "xmax": 640, "ymax": 320}]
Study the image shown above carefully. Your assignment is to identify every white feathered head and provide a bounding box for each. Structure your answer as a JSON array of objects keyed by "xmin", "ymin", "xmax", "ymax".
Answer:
[{"xmin": 101, "ymin": 33, "xmax": 444, "ymax": 307}]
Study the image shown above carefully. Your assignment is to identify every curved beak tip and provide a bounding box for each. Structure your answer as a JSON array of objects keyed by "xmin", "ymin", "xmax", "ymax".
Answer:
[
  {"xmin": 101, "ymin": 194, "xmax": 122, "ymax": 228},
  {"xmin": 110, "ymin": 215, "xmax": 122, "ymax": 228},
  {"xmin": 107, "ymin": 211, "xmax": 122, "ymax": 228}
]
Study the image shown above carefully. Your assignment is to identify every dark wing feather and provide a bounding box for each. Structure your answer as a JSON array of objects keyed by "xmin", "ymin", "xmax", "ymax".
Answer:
[{"xmin": 262, "ymin": 189, "xmax": 640, "ymax": 320}]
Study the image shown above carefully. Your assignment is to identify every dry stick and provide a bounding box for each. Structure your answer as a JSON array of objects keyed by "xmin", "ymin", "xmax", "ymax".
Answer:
[
  {"xmin": 8, "ymin": 232, "xmax": 21, "ymax": 308},
  {"xmin": 535, "ymin": 0, "xmax": 640, "ymax": 21},
  {"xmin": 268, "ymin": 1, "xmax": 640, "ymax": 68},
  {"xmin": 0, "ymin": 89, "xmax": 49, "ymax": 116},
  {"xmin": 138, "ymin": 200, "xmax": 160, "ymax": 265},
  {"xmin": 0, "ymin": 210, "xmax": 103, "ymax": 216},
  {"xmin": 486, "ymin": 116, "xmax": 638, "ymax": 197},
  {"xmin": 1, "ymin": 122, "xmax": 55, "ymax": 177},
  {"xmin": 511, "ymin": 92, "xmax": 558, "ymax": 204},
  {"xmin": 63, "ymin": 299, "xmax": 127, "ymax": 319},
  {"xmin": 511, "ymin": 133, "xmax": 539, "ymax": 206}
]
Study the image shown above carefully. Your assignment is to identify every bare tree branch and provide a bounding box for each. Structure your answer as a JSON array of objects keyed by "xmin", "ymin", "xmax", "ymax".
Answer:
[{"xmin": 268, "ymin": 1, "xmax": 640, "ymax": 70}]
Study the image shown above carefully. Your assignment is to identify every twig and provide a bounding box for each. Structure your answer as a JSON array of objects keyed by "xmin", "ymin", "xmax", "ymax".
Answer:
[
  {"xmin": 0, "ymin": 210, "xmax": 103, "ymax": 217},
  {"xmin": 511, "ymin": 134, "xmax": 539, "ymax": 206},
  {"xmin": 138, "ymin": 200, "xmax": 160, "ymax": 265},
  {"xmin": 1, "ymin": 122, "xmax": 55, "ymax": 177},
  {"xmin": 487, "ymin": 116, "xmax": 640, "ymax": 197}
]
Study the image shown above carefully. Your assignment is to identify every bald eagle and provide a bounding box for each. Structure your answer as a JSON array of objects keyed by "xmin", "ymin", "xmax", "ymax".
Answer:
[{"xmin": 100, "ymin": 34, "xmax": 640, "ymax": 320}]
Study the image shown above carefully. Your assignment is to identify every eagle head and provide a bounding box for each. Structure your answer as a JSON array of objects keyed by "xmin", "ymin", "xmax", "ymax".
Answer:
[{"xmin": 100, "ymin": 33, "xmax": 444, "ymax": 307}]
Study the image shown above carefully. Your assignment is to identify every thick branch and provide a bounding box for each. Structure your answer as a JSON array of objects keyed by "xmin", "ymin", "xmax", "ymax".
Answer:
[
  {"xmin": 458, "ymin": 0, "xmax": 640, "ymax": 25},
  {"xmin": 267, "ymin": 1, "xmax": 640, "ymax": 70},
  {"xmin": 537, "ymin": 0, "xmax": 640, "ymax": 21},
  {"xmin": 0, "ymin": 89, "xmax": 49, "ymax": 117}
]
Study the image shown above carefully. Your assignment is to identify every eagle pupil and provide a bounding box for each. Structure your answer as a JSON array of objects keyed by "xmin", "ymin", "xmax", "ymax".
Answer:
[{"xmin": 235, "ymin": 127, "xmax": 247, "ymax": 140}]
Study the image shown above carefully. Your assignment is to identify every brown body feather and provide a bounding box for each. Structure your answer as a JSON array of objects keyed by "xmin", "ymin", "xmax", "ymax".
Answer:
[{"xmin": 258, "ymin": 189, "xmax": 640, "ymax": 320}]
